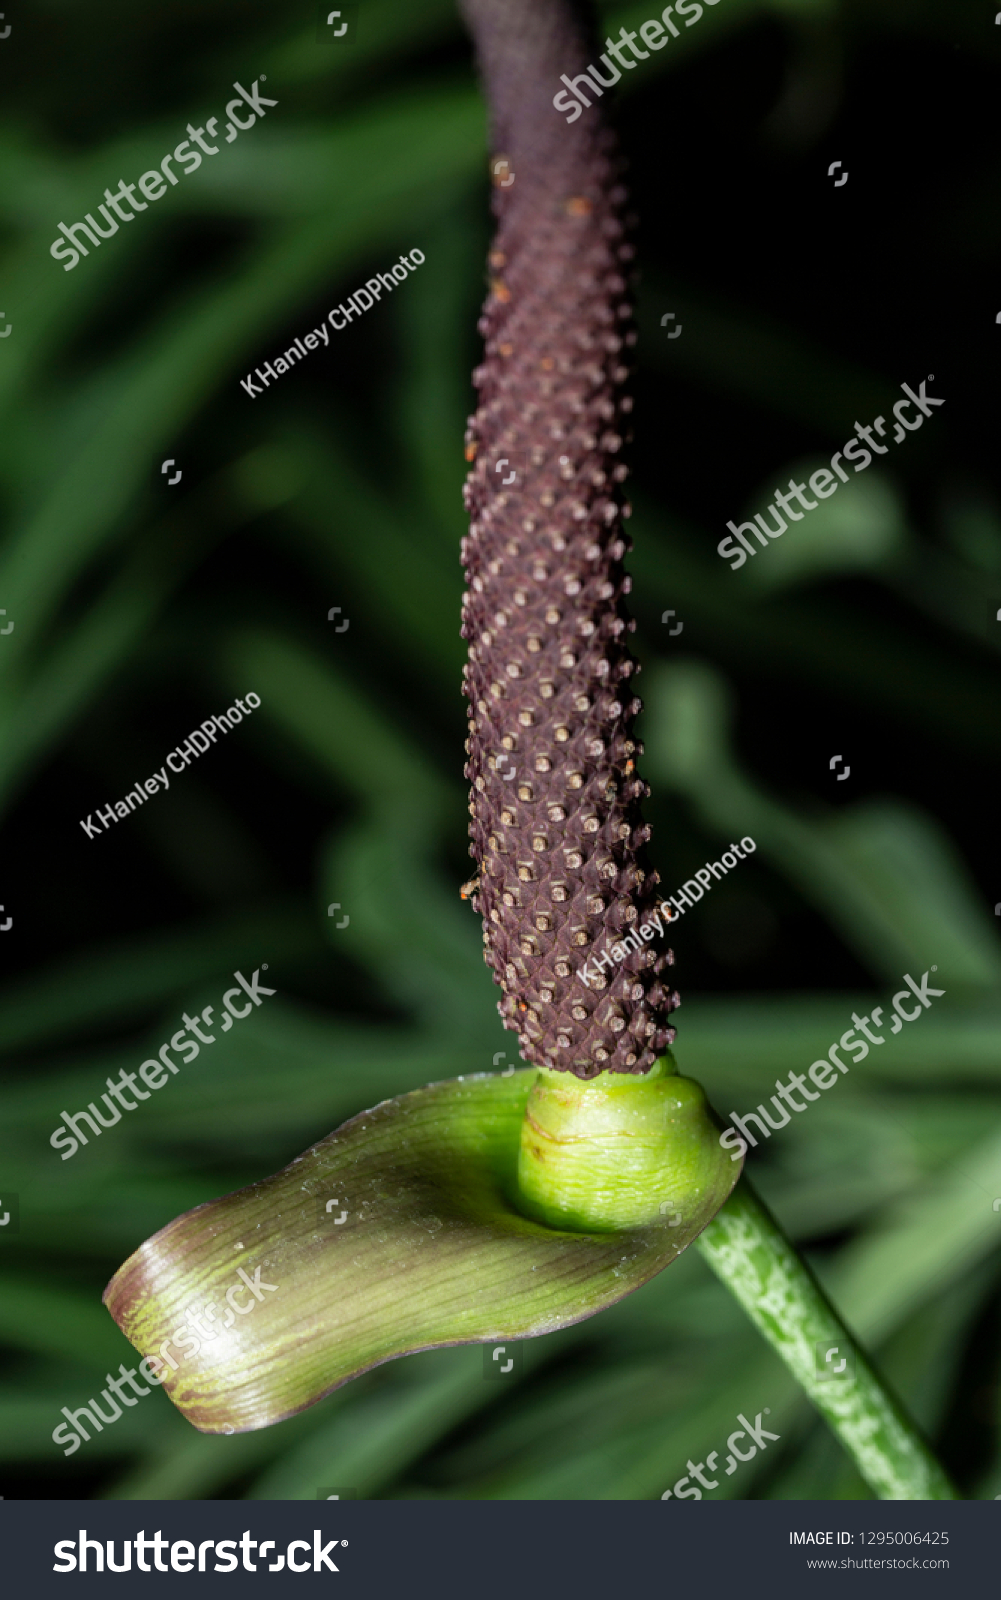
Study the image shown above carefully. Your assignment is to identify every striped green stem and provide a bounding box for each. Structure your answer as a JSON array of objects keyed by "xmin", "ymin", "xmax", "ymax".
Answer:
[{"xmin": 696, "ymin": 1181, "xmax": 957, "ymax": 1500}]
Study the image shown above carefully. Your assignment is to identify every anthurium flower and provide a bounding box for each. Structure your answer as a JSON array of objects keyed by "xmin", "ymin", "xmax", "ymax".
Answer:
[
  {"xmin": 104, "ymin": 0, "xmax": 742, "ymax": 1437},
  {"xmin": 103, "ymin": 0, "xmax": 956, "ymax": 1502}
]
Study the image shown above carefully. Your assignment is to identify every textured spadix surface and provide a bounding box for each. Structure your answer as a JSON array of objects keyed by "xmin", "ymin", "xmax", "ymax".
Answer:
[
  {"xmin": 459, "ymin": 0, "xmax": 678, "ymax": 1077},
  {"xmin": 104, "ymin": 1069, "xmax": 735, "ymax": 1434}
]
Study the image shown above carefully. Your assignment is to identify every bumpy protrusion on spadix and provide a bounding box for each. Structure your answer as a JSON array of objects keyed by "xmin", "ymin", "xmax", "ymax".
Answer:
[{"xmin": 517, "ymin": 1054, "xmax": 739, "ymax": 1232}]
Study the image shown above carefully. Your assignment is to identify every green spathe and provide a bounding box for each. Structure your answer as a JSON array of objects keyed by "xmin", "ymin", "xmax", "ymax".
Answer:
[
  {"xmin": 103, "ymin": 1067, "xmax": 735, "ymax": 1435},
  {"xmin": 518, "ymin": 1056, "xmax": 737, "ymax": 1231}
]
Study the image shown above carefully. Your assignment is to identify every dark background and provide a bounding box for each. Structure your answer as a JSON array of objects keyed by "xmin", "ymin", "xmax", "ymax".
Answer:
[{"xmin": 0, "ymin": 0, "xmax": 999, "ymax": 1500}]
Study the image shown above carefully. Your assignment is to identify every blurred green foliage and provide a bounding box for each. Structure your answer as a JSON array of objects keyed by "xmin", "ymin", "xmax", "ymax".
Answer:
[{"xmin": 1, "ymin": 0, "xmax": 1000, "ymax": 1500}]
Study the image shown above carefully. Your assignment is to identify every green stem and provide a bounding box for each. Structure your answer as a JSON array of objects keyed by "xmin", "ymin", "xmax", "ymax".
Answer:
[{"xmin": 695, "ymin": 1180, "xmax": 957, "ymax": 1500}]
